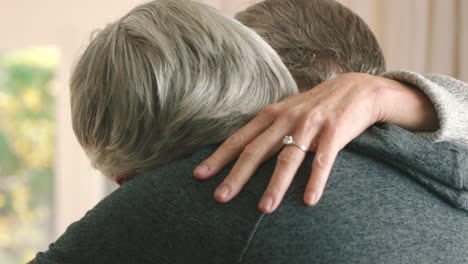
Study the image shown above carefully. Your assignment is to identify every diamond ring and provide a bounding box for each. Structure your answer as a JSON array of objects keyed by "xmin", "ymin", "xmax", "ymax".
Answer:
[{"xmin": 282, "ymin": 136, "xmax": 307, "ymax": 152}]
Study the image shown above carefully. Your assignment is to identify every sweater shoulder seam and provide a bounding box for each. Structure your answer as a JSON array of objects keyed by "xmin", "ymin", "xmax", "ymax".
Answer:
[{"xmin": 236, "ymin": 214, "xmax": 266, "ymax": 264}]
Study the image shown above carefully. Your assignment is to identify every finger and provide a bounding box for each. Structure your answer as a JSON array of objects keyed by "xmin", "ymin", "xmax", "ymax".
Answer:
[
  {"xmin": 194, "ymin": 111, "xmax": 274, "ymax": 179},
  {"xmin": 258, "ymin": 116, "xmax": 323, "ymax": 213},
  {"xmin": 214, "ymin": 118, "xmax": 292, "ymax": 203},
  {"xmin": 309, "ymin": 138, "xmax": 318, "ymax": 152},
  {"xmin": 304, "ymin": 124, "xmax": 341, "ymax": 206}
]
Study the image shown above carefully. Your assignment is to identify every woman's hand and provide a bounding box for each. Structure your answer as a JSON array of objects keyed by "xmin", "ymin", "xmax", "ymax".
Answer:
[{"xmin": 193, "ymin": 72, "xmax": 438, "ymax": 214}]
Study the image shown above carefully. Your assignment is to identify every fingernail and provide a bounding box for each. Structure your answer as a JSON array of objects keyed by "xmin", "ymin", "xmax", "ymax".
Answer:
[
  {"xmin": 215, "ymin": 184, "xmax": 230, "ymax": 201},
  {"xmin": 305, "ymin": 191, "xmax": 319, "ymax": 206},
  {"xmin": 194, "ymin": 164, "xmax": 209, "ymax": 178},
  {"xmin": 259, "ymin": 195, "xmax": 274, "ymax": 213}
]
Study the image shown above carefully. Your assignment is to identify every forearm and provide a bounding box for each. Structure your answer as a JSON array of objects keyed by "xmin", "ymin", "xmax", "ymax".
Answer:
[
  {"xmin": 382, "ymin": 71, "xmax": 468, "ymax": 146},
  {"xmin": 378, "ymin": 77, "xmax": 439, "ymax": 132}
]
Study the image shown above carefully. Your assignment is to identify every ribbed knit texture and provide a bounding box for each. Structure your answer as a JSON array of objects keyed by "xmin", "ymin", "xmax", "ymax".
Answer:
[
  {"xmin": 30, "ymin": 124, "xmax": 468, "ymax": 264},
  {"xmin": 383, "ymin": 70, "xmax": 468, "ymax": 146}
]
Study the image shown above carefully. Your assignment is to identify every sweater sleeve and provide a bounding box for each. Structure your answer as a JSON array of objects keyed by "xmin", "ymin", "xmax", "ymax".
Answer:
[
  {"xmin": 382, "ymin": 70, "xmax": 468, "ymax": 147},
  {"xmin": 349, "ymin": 123, "xmax": 468, "ymax": 211}
]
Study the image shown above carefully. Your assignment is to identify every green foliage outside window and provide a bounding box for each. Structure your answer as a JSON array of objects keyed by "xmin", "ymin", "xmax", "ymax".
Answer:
[{"xmin": 0, "ymin": 47, "xmax": 58, "ymax": 263}]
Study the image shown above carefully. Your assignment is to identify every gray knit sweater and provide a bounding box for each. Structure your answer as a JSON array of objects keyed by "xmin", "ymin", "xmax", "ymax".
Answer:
[
  {"xmin": 383, "ymin": 71, "xmax": 468, "ymax": 146},
  {"xmin": 30, "ymin": 72, "xmax": 468, "ymax": 263},
  {"xmin": 30, "ymin": 124, "xmax": 468, "ymax": 264}
]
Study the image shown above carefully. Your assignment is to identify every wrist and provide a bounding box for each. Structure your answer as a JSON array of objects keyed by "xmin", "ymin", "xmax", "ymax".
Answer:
[
  {"xmin": 356, "ymin": 74, "xmax": 397, "ymax": 125},
  {"xmin": 376, "ymin": 77, "xmax": 439, "ymax": 132}
]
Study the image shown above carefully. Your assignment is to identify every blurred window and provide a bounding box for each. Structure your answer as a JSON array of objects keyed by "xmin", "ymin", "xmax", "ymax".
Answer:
[{"xmin": 0, "ymin": 47, "xmax": 58, "ymax": 263}]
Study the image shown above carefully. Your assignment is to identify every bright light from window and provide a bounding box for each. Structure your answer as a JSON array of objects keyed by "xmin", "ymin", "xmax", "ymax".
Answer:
[{"xmin": 0, "ymin": 46, "xmax": 58, "ymax": 264}]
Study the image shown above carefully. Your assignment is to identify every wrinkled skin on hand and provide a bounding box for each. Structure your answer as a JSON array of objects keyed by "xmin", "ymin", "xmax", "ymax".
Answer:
[{"xmin": 194, "ymin": 72, "xmax": 438, "ymax": 214}]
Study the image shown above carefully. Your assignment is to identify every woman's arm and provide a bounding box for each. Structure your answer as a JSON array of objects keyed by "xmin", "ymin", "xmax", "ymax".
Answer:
[
  {"xmin": 375, "ymin": 74, "xmax": 438, "ymax": 132},
  {"xmin": 194, "ymin": 72, "xmax": 468, "ymax": 214},
  {"xmin": 383, "ymin": 70, "xmax": 468, "ymax": 146}
]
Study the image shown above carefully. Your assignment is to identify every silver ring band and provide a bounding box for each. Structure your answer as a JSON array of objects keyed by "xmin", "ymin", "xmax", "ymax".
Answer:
[{"xmin": 283, "ymin": 136, "xmax": 307, "ymax": 152}]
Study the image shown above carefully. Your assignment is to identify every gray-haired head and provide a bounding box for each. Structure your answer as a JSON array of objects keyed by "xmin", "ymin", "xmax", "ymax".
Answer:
[
  {"xmin": 236, "ymin": 0, "xmax": 386, "ymax": 89},
  {"xmin": 70, "ymin": 0, "xmax": 298, "ymax": 178}
]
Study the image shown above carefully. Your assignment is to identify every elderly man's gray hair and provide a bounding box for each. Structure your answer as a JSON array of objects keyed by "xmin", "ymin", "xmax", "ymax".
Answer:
[
  {"xmin": 70, "ymin": 0, "xmax": 298, "ymax": 177},
  {"xmin": 236, "ymin": 0, "xmax": 386, "ymax": 89}
]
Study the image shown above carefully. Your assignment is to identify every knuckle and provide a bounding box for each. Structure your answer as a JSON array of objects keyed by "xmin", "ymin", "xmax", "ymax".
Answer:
[
  {"xmin": 276, "ymin": 113, "xmax": 290, "ymax": 125},
  {"xmin": 308, "ymin": 110, "xmax": 324, "ymax": 121},
  {"xmin": 302, "ymin": 111, "xmax": 323, "ymax": 130},
  {"xmin": 324, "ymin": 119, "xmax": 340, "ymax": 135},
  {"xmin": 284, "ymin": 108, "xmax": 300, "ymax": 119},
  {"xmin": 224, "ymin": 133, "xmax": 244, "ymax": 150},
  {"xmin": 243, "ymin": 141, "xmax": 261, "ymax": 157},
  {"xmin": 261, "ymin": 104, "xmax": 280, "ymax": 117},
  {"xmin": 307, "ymin": 110, "xmax": 324, "ymax": 122},
  {"xmin": 314, "ymin": 153, "xmax": 332, "ymax": 168},
  {"xmin": 300, "ymin": 111, "xmax": 323, "ymax": 133},
  {"xmin": 278, "ymin": 149, "xmax": 299, "ymax": 164}
]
